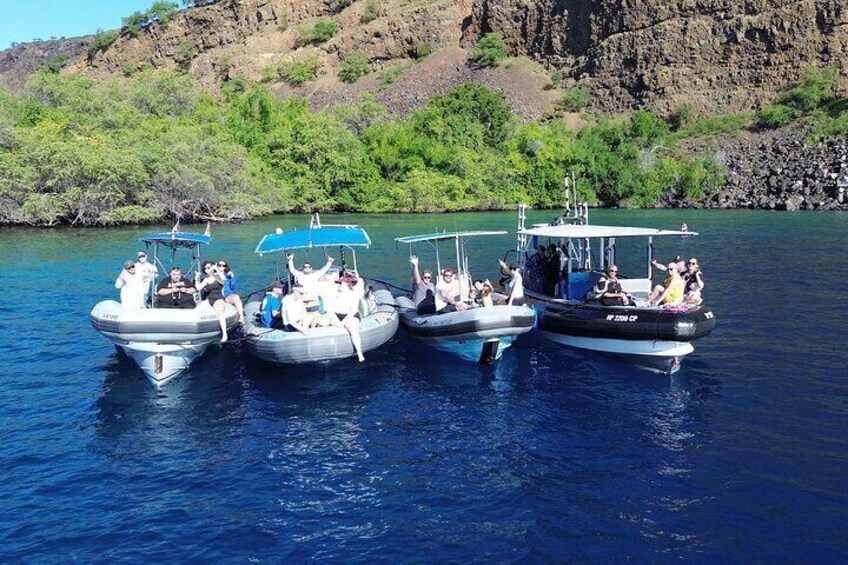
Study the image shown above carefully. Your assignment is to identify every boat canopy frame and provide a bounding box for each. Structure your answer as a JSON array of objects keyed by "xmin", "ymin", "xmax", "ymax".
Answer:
[
  {"xmin": 255, "ymin": 214, "xmax": 371, "ymax": 282},
  {"xmin": 395, "ymin": 230, "xmax": 507, "ymax": 286},
  {"xmin": 140, "ymin": 231, "xmax": 212, "ymax": 309}
]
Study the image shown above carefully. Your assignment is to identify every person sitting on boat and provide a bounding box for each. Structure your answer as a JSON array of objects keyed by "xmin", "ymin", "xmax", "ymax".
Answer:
[
  {"xmin": 156, "ymin": 266, "xmax": 196, "ymax": 309},
  {"xmin": 594, "ymin": 265, "xmax": 631, "ymax": 306},
  {"xmin": 216, "ymin": 259, "xmax": 245, "ymax": 325},
  {"xmin": 648, "ymin": 262, "xmax": 685, "ymax": 306},
  {"xmin": 436, "ymin": 267, "xmax": 469, "ymax": 313},
  {"xmin": 115, "ymin": 260, "xmax": 146, "ymax": 310},
  {"xmin": 683, "ymin": 258, "xmax": 704, "ymax": 306},
  {"xmin": 472, "ymin": 279, "xmax": 495, "ymax": 307},
  {"xmin": 409, "ymin": 255, "xmax": 436, "ymax": 314},
  {"xmin": 651, "ymin": 255, "xmax": 686, "ymax": 274},
  {"xmin": 328, "ymin": 272, "xmax": 366, "ymax": 362},
  {"xmin": 286, "ymin": 253, "xmax": 334, "ymax": 314},
  {"xmin": 281, "ymin": 284, "xmax": 311, "ymax": 333},
  {"xmin": 134, "ymin": 251, "xmax": 158, "ymax": 301},
  {"xmin": 497, "ymin": 260, "xmax": 525, "ymax": 306},
  {"xmin": 196, "ymin": 260, "xmax": 230, "ymax": 343},
  {"xmin": 260, "ymin": 282, "xmax": 285, "ymax": 329}
]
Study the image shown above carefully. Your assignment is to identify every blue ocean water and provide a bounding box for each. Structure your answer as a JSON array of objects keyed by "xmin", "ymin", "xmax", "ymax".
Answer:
[{"xmin": 1, "ymin": 210, "xmax": 846, "ymax": 562}]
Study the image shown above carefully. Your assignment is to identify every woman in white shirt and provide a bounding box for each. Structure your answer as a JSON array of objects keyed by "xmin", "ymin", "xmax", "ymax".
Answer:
[
  {"xmin": 497, "ymin": 260, "xmax": 525, "ymax": 306},
  {"xmin": 115, "ymin": 260, "xmax": 146, "ymax": 310}
]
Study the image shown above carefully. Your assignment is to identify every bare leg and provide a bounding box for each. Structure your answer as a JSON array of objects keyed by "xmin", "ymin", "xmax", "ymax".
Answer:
[
  {"xmin": 648, "ymin": 285, "xmax": 664, "ymax": 304},
  {"xmin": 227, "ymin": 294, "xmax": 245, "ymax": 324},
  {"xmin": 342, "ymin": 316, "xmax": 364, "ymax": 362},
  {"xmin": 214, "ymin": 299, "xmax": 228, "ymax": 343}
]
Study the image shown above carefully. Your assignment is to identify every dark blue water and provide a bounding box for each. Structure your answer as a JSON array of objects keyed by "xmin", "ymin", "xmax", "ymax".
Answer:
[{"xmin": 1, "ymin": 210, "xmax": 846, "ymax": 562}]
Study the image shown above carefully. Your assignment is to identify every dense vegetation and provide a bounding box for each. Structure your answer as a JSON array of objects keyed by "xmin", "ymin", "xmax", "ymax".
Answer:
[{"xmin": 1, "ymin": 64, "xmax": 844, "ymax": 226}]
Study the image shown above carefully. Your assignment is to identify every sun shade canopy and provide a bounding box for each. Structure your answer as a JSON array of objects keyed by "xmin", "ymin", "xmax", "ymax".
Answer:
[
  {"xmin": 140, "ymin": 232, "xmax": 212, "ymax": 248},
  {"xmin": 519, "ymin": 225, "xmax": 696, "ymax": 239},
  {"xmin": 395, "ymin": 231, "xmax": 508, "ymax": 244},
  {"xmin": 256, "ymin": 226, "xmax": 371, "ymax": 255}
]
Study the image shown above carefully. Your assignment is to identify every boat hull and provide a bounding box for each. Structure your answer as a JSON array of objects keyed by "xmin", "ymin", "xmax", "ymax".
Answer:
[
  {"xmin": 395, "ymin": 296, "xmax": 535, "ymax": 363},
  {"xmin": 537, "ymin": 300, "xmax": 715, "ymax": 373},
  {"xmin": 243, "ymin": 286, "xmax": 399, "ymax": 365},
  {"xmin": 91, "ymin": 300, "xmax": 239, "ymax": 385}
]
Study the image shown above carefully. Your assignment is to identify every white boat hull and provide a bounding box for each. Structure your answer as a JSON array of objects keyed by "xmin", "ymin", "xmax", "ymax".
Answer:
[
  {"xmin": 540, "ymin": 331, "xmax": 693, "ymax": 374},
  {"xmin": 91, "ymin": 300, "xmax": 239, "ymax": 385}
]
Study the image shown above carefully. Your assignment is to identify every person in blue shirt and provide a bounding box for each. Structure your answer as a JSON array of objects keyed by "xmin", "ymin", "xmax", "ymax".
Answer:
[{"xmin": 260, "ymin": 282, "xmax": 285, "ymax": 329}]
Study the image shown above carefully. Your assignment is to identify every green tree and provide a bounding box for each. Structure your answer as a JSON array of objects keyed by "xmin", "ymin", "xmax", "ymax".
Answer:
[{"xmin": 469, "ymin": 33, "xmax": 506, "ymax": 68}]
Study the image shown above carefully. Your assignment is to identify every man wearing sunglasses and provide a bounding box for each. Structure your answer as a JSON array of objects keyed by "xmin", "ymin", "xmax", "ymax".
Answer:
[
  {"xmin": 286, "ymin": 252, "xmax": 334, "ymax": 313},
  {"xmin": 594, "ymin": 264, "xmax": 630, "ymax": 306},
  {"xmin": 410, "ymin": 255, "xmax": 436, "ymax": 314}
]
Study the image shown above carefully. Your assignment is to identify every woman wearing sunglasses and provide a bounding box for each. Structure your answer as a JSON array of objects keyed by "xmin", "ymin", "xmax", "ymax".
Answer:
[{"xmin": 216, "ymin": 259, "xmax": 245, "ymax": 324}]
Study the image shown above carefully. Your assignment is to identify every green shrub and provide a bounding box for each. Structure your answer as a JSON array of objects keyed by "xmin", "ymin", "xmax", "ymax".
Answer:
[
  {"xmin": 280, "ymin": 56, "xmax": 321, "ymax": 85},
  {"xmin": 669, "ymin": 103, "xmax": 694, "ymax": 130},
  {"xmin": 778, "ymin": 66, "xmax": 838, "ymax": 112},
  {"xmin": 122, "ymin": 11, "xmax": 149, "ymax": 37},
  {"xmin": 150, "ymin": 1, "xmax": 179, "ymax": 26},
  {"xmin": 469, "ymin": 33, "xmax": 506, "ymax": 68},
  {"xmin": 676, "ymin": 112, "xmax": 754, "ymax": 138},
  {"xmin": 360, "ymin": 0, "xmax": 380, "ymax": 23},
  {"xmin": 339, "ymin": 53, "xmax": 370, "ymax": 83},
  {"xmin": 87, "ymin": 30, "xmax": 119, "ymax": 59},
  {"xmin": 175, "ymin": 41, "xmax": 199, "ymax": 67},
  {"xmin": 99, "ymin": 205, "xmax": 163, "ymax": 224},
  {"xmin": 757, "ymin": 104, "xmax": 801, "ymax": 128},
  {"xmin": 298, "ymin": 20, "xmax": 336, "ymax": 46},
  {"xmin": 45, "ymin": 54, "xmax": 69, "ymax": 74},
  {"xmin": 415, "ymin": 42, "xmax": 432, "ymax": 60},
  {"xmin": 122, "ymin": 62, "xmax": 139, "ymax": 76},
  {"xmin": 378, "ymin": 63, "xmax": 412, "ymax": 89},
  {"xmin": 259, "ymin": 65, "xmax": 278, "ymax": 83},
  {"xmin": 560, "ymin": 86, "xmax": 590, "ymax": 111}
]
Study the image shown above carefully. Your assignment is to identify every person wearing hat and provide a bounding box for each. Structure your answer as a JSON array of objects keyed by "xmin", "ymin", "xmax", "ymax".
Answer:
[
  {"xmin": 115, "ymin": 259, "xmax": 146, "ymax": 310},
  {"xmin": 281, "ymin": 284, "xmax": 311, "ymax": 333},
  {"xmin": 134, "ymin": 250, "xmax": 158, "ymax": 292},
  {"xmin": 435, "ymin": 266, "xmax": 469, "ymax": 313},
  {"xmin": 260, "ymin": 282, "xmax": 285, "ymax": 329}
]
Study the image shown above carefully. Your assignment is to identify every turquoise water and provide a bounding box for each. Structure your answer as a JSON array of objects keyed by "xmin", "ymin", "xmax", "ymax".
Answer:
[{"xmin": 1, "ymin": 209, "xmax": 846, "ymax": 561}]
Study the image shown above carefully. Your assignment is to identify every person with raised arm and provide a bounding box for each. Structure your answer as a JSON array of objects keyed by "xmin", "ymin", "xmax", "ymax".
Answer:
[
  {"xmin": 409, "ymin": 255, "xmax": 436, "ymax": 314},
  {"xmin": 286, "ymin": 252, "xmax": 334, "ymax": 315}
]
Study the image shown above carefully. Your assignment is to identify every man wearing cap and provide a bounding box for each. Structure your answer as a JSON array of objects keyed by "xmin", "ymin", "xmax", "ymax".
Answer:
[
  {"xmin": 135, "ymin": 251, "xmax": 158, "ymax": 288},
  {"xmin": 260, "ymin": 282, "xmax": 285, "ymax": 329},
  {"xmin": 115, "ymin": 260, "xmax": 146, "ymax": 310},
  {"xmin": 156, "ymin": 266, "xmax": 197, "ymax": 309},
  {"xmin": 436, "ymin": 267, "xmax": 469, "ymax": 313},
  {"xmin": 281, "ymin": 284, "xmax": 311, "ymax": 333}
]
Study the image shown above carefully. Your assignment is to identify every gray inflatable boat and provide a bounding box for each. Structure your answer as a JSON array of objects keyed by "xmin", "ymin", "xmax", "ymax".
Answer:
[
  {"xmin": 243, "ymin": 285, "xmax": 398, "ymax": 364},
  {"xmin": 395, "ymin": 295, "xmax": 536, "ymax": 363}
]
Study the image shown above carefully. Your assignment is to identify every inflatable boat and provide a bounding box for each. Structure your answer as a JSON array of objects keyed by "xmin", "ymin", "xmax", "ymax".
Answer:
[
  {"xmin": 395, "ymin": 295, "xmax": 536, "ymax": 363},
  {"xmin": 244, "ymin": 284, "xmax": 398, "ymax": 364},
  {"xmin": 510, "ymin": 177, "xmax": 716, "ymax": 373},
  {"xmin": 90, "ymin": 230, "xmax": 238, "ymax": 385},
  {"xmin": 244, "ymin": 216, "xmax": 399, "ymax": 365},
  {"xmin": 395, "ymin": 231, "xmax": 536, "ymax": 363}
]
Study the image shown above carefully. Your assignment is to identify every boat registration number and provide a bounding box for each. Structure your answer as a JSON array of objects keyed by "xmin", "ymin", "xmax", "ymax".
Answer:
[{"xmin": 606, "ymin": 314, "xmax": 638, "ymax": 322}]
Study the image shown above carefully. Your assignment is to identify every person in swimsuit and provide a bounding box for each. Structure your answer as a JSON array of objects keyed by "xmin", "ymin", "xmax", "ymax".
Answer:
[
  {"xmin": 331, "ymin": 272, "xmax": 366, "ymax": 362},
  {"xmin": 649, "ymin": 262, "xmax": 685, "ymax": 306},
  {"xmin": 196, "ymin": 260, "xmax": 229, "ymax": 343},
  {"xmin": 216, "ymin": 259, "xmax": 245, "ymax": 324}
]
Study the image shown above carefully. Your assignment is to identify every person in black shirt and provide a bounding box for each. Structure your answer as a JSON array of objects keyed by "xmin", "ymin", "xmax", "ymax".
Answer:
[
  {"xmin": 594, "ymin": 265, "xmax": 630, "ymax": 306},
  {"xmin": 156, "ymin": 266, "xmax": 197, "ymax": 309}
]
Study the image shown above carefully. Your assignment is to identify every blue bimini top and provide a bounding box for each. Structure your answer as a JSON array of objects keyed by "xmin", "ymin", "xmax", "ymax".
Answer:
[
  {"xmin": 255, "ymin": 226, "xmax": 371, "ymax": 255},
  {"xmin": 140, "ymin": 232, "xmax": 212, "ymax": 249}
]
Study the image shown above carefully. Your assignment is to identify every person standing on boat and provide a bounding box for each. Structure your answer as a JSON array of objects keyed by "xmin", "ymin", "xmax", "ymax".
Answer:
[
  {"xmin": 286, "ymin": 253, "xmax": 334, "ymax": 314},
  {"xmin": 134, "ymin": 251, "xmax": 158, "ymax": 299},
  {"xmin": 196, "ymin": 261, "xmax": 230, "ymax": 343},
  {"xmin": 594, "ymin": 265, "xmax": 630, "ymax": 306},
  {"xmin": 156, "ymin": 266, "xmax": 196, "ymax": 309},
  {"xmin": 497, "ymin": 260, "xmax": 525, "ymax": 306},
  {"xmin": 409, "ymin": 255, "xmax": 436, "ymax": 314},
  {"xmin": 649, "ymin": 262, "xmax": 685, "ymax": 306},
  {"xmin": 524, "ymin": 246, "xmax": 547, "ymax": 293},
  {"xmin": 115, "ymin": 260, "xmax": 146, "ymax": 310},
  {"xmin": 260, "ymin": 282, "xmax": 285, "ymax": 329},
  {"xmin": 436, "ymin": 267, "xmax": 469, "ymax": 313},
  {"xmin": 216, "ymin": 259, "xmax": 245, "ymax": 324}
]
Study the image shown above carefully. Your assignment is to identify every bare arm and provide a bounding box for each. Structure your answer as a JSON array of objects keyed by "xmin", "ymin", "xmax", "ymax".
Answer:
[
  {"xmin": 410, "ymin": 255, "xmax": 422, "ymax": 285},
  {"xmin": 651, "ymin": 260, "xmax": 668, "ymax": 273},
  {"xmin": 286, "ymin": 254, "xmax": 303, "ymax": 279},
  {"xmin": 315, "ymin": 257, "xmax": 334, "ymax": 277}
]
